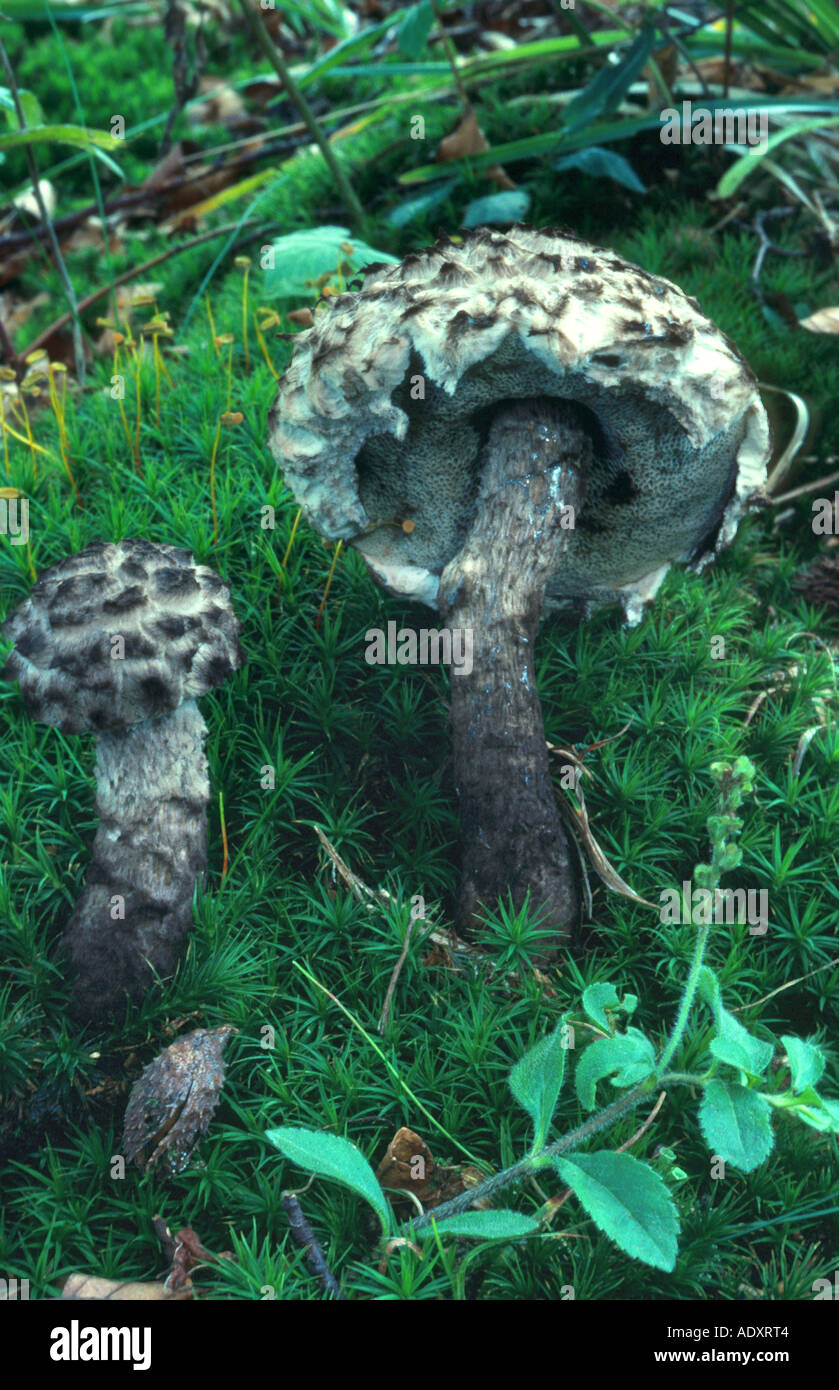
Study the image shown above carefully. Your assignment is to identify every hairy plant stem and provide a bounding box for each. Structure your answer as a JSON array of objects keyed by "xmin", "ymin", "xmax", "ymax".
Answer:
[
  {"xmin": 658, "ymin": 923, "xmax": 711, "ymax": 1073},
  {"xmin": 401, "ymin": 1072, "xmax": 706, "ymax": 1235},
  {"xmin": 403, "ymin": 1082, "xmax": 655, "ymax": 1233}
]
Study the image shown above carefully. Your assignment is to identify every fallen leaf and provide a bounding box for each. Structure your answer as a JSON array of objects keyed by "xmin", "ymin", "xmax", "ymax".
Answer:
[
  {"xmin": 61, "ymin": 1274, "xmax": 191, "ymax": 1300},
  {"xmin": 13, "ymin": 179, "xmax": 57, "ymax": 222},
  {"xmin": 799, "ymin": 306, "xmax": 839, "ymax": 333},
  {"xmin": 436, "ymin": 107, "xmax": 516, "ymax": 191},
  {"xmin": 556, "ymin": 773, "xmax": 659, "ymax": 910},
  {"xmin": 191, "ymin": 75, "xmax": 263, "ymax": 133},
  {"xmin": 376, "ymin": 1127, "xmax": 492, "ymax": 1211}
]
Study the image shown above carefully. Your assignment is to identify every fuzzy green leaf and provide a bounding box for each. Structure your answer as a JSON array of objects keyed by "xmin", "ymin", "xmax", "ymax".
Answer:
[
  {"xmin": 386, "ymin": 179, "xmax": 459, "ymax": 228},
  {"xmin": 780, "ymin": 1035, "xmax": 826, "ymax": 1092},
  {"xmin": 553, "ymin": 1151, "xmax": 679, "ymax": 1271},
  {"xmin": 575, "ymin": 1029, "xmax": 656, "ymax": 1111},
  {"xmin": 266, "ymin": 1126, "xmax": 390, "ymax": 1229},
  {"xmin": 709, "ymin": 1011, "xmax": 774, "ymax": 1077},
  {"xmin": 581, "ymin": 982, "xmax": 620, "ymax": 1030},
  {"xmin": 462, "ymin": 190, "xmax": 531, "ymax": 228},
  {"xmin": 418, "ymin": 1209, "xmax": 539, "ymax": 1241},
  {"xmin": 698, "ymin": 1080, "xmax": 774, "ymax": 1171},
  {"xmin": 262, "ymin": 226, "xmax": 399, "ymax": 299},
  {"xmin": 509, "ymin": 1018, "xmax": 569, "ymax": 1148}
]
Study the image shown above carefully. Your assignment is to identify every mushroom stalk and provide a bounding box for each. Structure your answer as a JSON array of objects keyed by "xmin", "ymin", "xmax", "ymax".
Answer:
[
  {"xmin": 63, "ymin": 700, "xmax": 210, "ymax": 1021},
  {"xmin": 439, "ymin": 400, "xmax": 588, "ymax": 946}
]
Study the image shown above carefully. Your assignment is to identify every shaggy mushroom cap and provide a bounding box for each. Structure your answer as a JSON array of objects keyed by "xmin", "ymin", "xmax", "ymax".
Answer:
[
  {"xmin": 3, "ymin": 538, "xmax": 243, "ymax": 732},
  {"xmin": 268, "ymin": 225, "xmax": 770, "ymax": 621}
]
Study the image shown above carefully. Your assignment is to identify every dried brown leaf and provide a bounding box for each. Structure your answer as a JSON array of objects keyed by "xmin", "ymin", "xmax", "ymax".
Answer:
[
  {"xmin": 799, "ymin": 306, "xmax": 839, "ymax": 333},
  {"xmin": 436, "ymin": 108, "xmax": 516, "ymax": 191},
  {"xmin": 61, "ymin": 1273, "xmax": 191, "ymax": 1301}
]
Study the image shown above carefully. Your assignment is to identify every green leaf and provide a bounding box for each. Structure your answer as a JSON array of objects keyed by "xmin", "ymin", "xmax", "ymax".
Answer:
[
  {"xmin": 563, "ymin": 23, "xmax": 657, "ymax": 132},
  {"xmin": 262, "ymin": 225, "xmax": 399, "ymax": 299},
  {"xmin": 553, "ymin": 1151, "xmax": 679, "ymax": 1272},
  {"xmin": 509, "ymin": 1017, "xmax": 569, "ymax": 1149},
  {"xmin": 0, "ymin": 123, "xmax": 122, "ymax": 152},
  {"xmin": 266, "ymin": 1125, "xmax": 391, "ymax": 1230},
  {"xmin": 581, "ymin": 982, "xmax": 620, "ymax": 1030},
  {"xmin": 764, "ymin": 1086, "xmax": 839, "ymax": 1133},
  {"xmin": 575, "ymin": 1029, "xmax": 656, "ymax": 1111},
  {"xmin": 397, "ymin": 0, "xmax": 435, "ymax": 57},
  {"xmin": 554, "ymin": 146, "xmax": 645, "ymax": 192},
  {"xmin": 780, "ymin": 1035, "xmax": 826, "ymax": 1091},
  {"xmin": 386, "ymin": 178, "xmax": 460, "ymax": 228},
  {"xmin": 462, "ymin": 190, "xmax": 531, "ymax": 227},
  {"xmin": 698, "ymin": 1080, "xmax": 774, "ymax": 1172},
  {"xmin": 418, "ymin": 1209, "xmax": 539, "ymax": 1241},
  {"xmin": 0, "ymin": 87, "xmax": 44, "ymax": 128},
  {"xmin": 398, "ymin": 110, "xmax": 663, "ymax": 186},
  {"xmin": 708, "ymin": 1010, "xmax": 774, "ymax": 1077},
  {"xmin": 715, "ymin": 116, "xmax": 839, "ymax": 198}
]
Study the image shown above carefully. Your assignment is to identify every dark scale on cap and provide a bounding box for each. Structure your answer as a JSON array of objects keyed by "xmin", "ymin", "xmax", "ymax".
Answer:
[
  {"xmin": 103, "ymin": 585, "xmax": 147, "ymax": 614},
  {"xmin": 153, "ymin": 566, "xmax": 199, "ymax": 597},
  {"xmin": 2, "ymin": 538, "xmax": 244, "ymax": 733}
]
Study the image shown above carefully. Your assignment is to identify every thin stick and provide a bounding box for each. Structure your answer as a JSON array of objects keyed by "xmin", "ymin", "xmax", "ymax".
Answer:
[
  {"xmin": 236, "ymin": 0, "xmax": 367, "ymax": 236},
  {"xmin": 429, "ymin": 0, "xmax": 470, "ymax": 108},
  {"xmin": 0, "ymin": 39, "xmax": 86, "ymax": 384},
  {"xmin": 219, "ymin": 790, "xmax": 229, "ymax": 885},
  {"xmin": 278, "ymin": 507, "xmax": 302, "ymax": 600},
  {"xmin": 314, "ymin": 540, "xmax": 342, "ymax": 631},
  {"xmin": 379, "ymin": 914, "xmax": 420, "ymax": 1034},
  {"xmin": 209, "ymin": 417, "xmax": 223, "ymax": 546},
  {"xmin": 280, "ymin": 1192, "xmax": 346, "ymax": 1300},
  {"xmin": 771, "ymin": 467, "xmax": 839, "ymax": 507},
  {"xmin": 730, "ymin": 955, "xmax": 839, "ymax": 1014}
]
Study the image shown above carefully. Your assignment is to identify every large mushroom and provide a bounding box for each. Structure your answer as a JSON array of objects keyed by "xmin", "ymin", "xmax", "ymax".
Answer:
[
  {"xmin": 2, "ymin": 539, "xmax": 243, "ymax": 1021},
  {"xmin": 268, "ymin": 226, "xmax": 770, "ymax": 950}
]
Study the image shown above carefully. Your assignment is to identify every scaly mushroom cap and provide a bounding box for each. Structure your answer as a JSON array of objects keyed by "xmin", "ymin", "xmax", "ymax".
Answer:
[
  {"xmin": 3, "ymin": 539, "xmax": 244, "ymax": 734},
  {"xmin": 268, "ymin": 225, "xmax": 770, "ymax": 621}
]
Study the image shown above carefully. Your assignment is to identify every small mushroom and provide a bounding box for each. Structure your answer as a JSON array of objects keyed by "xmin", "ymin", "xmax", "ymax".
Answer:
[
  {"xmin": 2, "ymin": 539, "xmax": 244, "ymax": 1021},
  {"xmin": 268, "ymin": 227, "xmax": 770, "ymax": 950}
]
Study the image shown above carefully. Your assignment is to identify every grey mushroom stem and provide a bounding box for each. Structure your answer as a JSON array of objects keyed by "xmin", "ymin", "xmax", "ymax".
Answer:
[
  {"xmin": 438, "ymin": 399, "xmax": 589, "ymax": 950},
  {"xmin": 64, "ymin": 700, "xmax": 210, "ymax": 1021}
]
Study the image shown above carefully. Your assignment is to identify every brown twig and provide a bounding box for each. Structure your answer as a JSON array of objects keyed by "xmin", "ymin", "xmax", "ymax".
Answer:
[
  {"xmin": 0, "ymin": 39, "xmax": 86, "ymax": 383},
  {"xmin": 429, "ymin": 0, "xmax": 471, "ymax": 108},
  {"xmin": 379, "ymin": 914, "xmax": 421, "ymax": 1034},
  {"xmin": 770, "ymin": 466, "xmax": 839, "ymax": 506},
  {"xmin": 281, "ymin": 1191, "xmax": 346, "ymax": 1300},
  {"xmin": 160, "ymin": 0, "xmax": 206, "ymax": 157}
]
